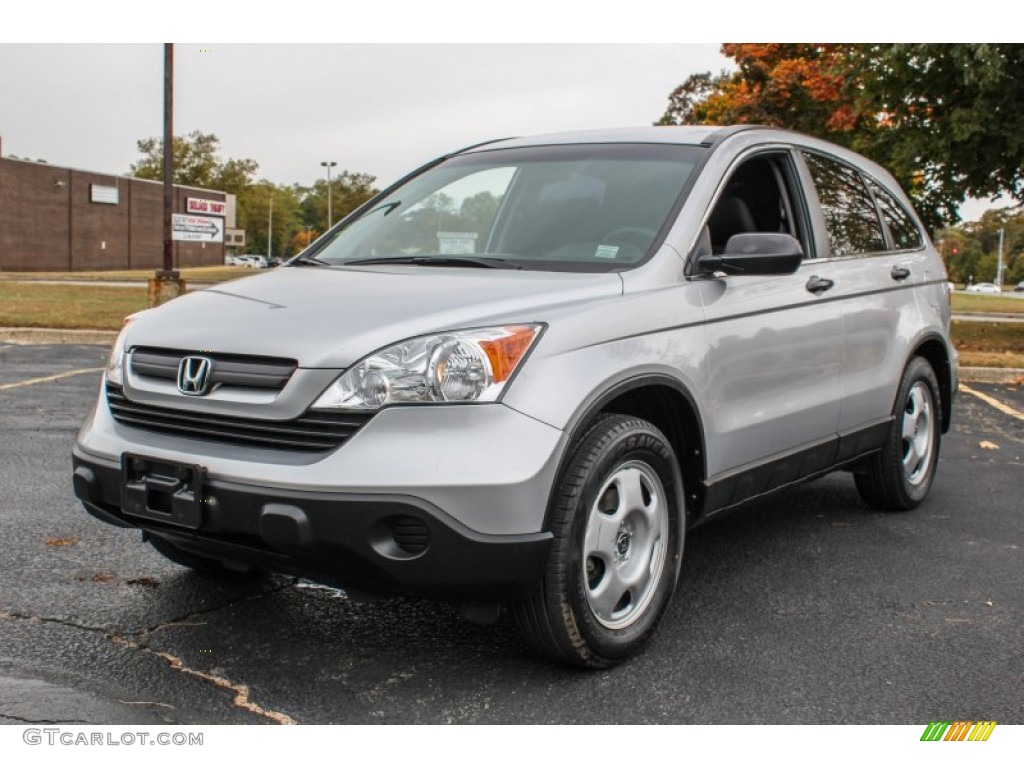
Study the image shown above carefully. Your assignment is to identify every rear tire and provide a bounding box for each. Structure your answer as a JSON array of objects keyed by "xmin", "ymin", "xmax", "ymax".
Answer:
[
  {"xmin": 513, "ymin": 414, "xmax": 685, "ymax": 668},
  {"xmin": 855, "ymin": 356, "xmax": 941, "ymax": 511},
  {"xmin": 148, "ymin": 534, "xmax": 264, "ymax": 580}
]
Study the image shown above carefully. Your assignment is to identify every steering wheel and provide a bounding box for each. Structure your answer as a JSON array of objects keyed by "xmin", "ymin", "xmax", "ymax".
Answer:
[{"xmin": 601, "ymin": 227, "xmax": 658, "ymax": 247}]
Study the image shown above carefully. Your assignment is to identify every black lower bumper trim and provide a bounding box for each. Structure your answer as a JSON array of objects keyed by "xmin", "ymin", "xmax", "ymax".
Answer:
[{"xmin": 72, "ymin": 448, "xmax": 551, "ymax": 600}]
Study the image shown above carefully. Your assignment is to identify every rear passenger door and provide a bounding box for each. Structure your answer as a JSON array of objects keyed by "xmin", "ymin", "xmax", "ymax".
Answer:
[{"xmin": 798, "ymin": 150, "xmax": 929, "ymax": 457}]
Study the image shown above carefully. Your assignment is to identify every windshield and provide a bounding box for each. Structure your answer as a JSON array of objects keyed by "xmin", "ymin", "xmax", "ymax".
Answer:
[{"xmin": 308, "ymin": 143, "xmax": 704, "ymax": 272}]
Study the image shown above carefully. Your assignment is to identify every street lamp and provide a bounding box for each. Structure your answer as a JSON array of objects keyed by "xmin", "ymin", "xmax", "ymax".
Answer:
[
  {"xmin": 320, "ymin": 160, "xmax": 337, "ymax": 229},
  {"xmin": 267, "ymin": 195, "xmax": 273, "ymax": 261}
]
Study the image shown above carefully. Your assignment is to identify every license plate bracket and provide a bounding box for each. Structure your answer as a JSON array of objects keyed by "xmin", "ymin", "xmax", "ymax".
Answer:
[{"xmin": 121, "ymin": 454, "xmax": 205, "ymax": 529}]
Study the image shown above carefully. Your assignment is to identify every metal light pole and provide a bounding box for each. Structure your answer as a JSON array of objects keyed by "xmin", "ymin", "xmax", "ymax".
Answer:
[
  {"xmin": 267, "ymin": 195, "xmax": 274, "ymax": 261},
  {"xmin": 321, "ymin": 160, "xmax": 337, "ymax": 229},
  {"xmin": 996, "ymin": 227, "xmax": 1005, "ymax": 289}
]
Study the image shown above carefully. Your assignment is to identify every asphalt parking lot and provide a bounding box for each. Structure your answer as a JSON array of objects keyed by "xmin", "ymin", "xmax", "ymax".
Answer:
[{"xmin": 0, "ymin": 343, "xmax": 1021, "ymax": 725}]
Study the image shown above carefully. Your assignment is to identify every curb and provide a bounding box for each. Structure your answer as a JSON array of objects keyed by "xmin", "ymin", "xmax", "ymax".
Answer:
[
  {"xmin": 953, "ymin": 311, "xmax": 1022, "ymax": 319},
  {"xmin": 958, "ymin": 367, "xmax": 1024, "ymax": 384},
  {"xmin": 0, "ymin": 327, "xmax": 117, "ymax": 346}
]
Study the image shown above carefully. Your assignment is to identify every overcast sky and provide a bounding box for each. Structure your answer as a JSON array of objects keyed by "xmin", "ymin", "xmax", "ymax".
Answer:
[
  {"xmin": 0, "ymin": 38, "xmax": 1005, "ymax": 220},
  {"xmin": 0, "ymin": 44, "xmax": 728, "ymax": 189}
]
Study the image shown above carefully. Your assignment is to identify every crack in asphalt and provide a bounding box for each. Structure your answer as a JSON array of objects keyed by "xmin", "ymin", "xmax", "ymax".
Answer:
[
  {"xmin": 0, "ymin": 610, "xmax": 109, "ymax": 634},
  {"xmin": 134, "ymin": 582, "xmax": 294, "ymax": 639},
  {"xmin": 0, "ymin": 712, "xmax": 88, "ymax": 724},
  {"xmin": 0, "ymin": 582, "xmax": 299, "ymax": 725},
  {"xmin": 110, "ymin": 636, "xmax": 296, "ymax": 725}
]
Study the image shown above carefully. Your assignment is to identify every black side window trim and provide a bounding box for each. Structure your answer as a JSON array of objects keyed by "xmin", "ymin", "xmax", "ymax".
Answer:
[{"xmin": 781, "ymin": 149, "xmax": 817, "ymax": 260}]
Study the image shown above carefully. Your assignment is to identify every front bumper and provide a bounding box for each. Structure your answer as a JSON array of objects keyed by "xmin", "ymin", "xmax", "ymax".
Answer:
[
  {"xmin": 73, "ymin": 448, "xmax": 553, "ymax": 599},
  {"xmin": 73, "ymin": 381, "xmax": 569, "ymax": 598},
  {"xmin": 77, "ymin": 385, "xmax": 566, "ymax": 536}
]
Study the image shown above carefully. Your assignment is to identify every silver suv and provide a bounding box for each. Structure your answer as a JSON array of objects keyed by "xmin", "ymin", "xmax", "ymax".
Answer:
[{"xmin": 73, "ymin": 126, "xmax": 956, "ymax": 667}]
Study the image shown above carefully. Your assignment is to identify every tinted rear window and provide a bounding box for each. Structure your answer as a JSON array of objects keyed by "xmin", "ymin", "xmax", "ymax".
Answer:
[{"xmin": 804, "ymin": 152, "xmax": 886, "ymax": 257}]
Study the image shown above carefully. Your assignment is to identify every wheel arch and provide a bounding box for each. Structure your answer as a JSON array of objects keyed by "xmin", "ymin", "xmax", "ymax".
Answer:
[
  {"xmin": 543, "ymin": 375, "xmax": 708, "ymax": 531},
  {"xmin": 910, "ymin": 333, "xmax": 954, "ymax": 433}
]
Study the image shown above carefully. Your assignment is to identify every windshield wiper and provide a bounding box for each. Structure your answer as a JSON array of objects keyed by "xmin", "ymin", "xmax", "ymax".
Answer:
[
  {"xmin": 288, "ymin": 254, "xmax": 332, "ymax": 267},
  {"xmin": 369, "ymin": 201, "xmax": 401, "ymax": 217},
  {"xmin": 342, "ymin": 255, "xmax": 523, "ymax": 270}
]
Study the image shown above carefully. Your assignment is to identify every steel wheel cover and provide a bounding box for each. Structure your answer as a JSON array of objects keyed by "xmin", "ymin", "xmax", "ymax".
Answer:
[{"xmin": 582, "ymin": 460, "xmax": 669, "ymax": 630}]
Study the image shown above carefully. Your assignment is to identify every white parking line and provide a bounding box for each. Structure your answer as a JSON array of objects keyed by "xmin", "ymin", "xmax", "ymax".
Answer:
[
  {"xmin": 0, "ymin": 367, "xmax": 103, "ymax": 391},
  {"xmin": 960, "ymin": 384, "xmax": 1024, "ymax": 422}
]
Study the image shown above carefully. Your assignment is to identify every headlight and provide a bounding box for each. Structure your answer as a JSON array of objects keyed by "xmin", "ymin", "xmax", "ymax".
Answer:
[
  {"xmin": 106, "ymin": 314, "xmax": 140, "ymax": 386},
  {"xmin": 312, "ymin": 324, "xmax": 543, "ymax": 410}
]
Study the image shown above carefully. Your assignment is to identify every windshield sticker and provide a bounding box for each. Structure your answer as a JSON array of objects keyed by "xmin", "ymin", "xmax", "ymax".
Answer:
[{"xmin": 594, "ymin": 244, "xmax": 620, "ymax": 260}]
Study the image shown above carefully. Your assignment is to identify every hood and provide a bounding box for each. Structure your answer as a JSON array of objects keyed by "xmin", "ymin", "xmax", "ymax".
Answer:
[{"xmin": 126, "ymin": 265, "xmax": 622, "ymax": 368}]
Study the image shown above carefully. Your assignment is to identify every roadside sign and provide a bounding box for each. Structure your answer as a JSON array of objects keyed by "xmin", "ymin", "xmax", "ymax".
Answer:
[
  {"xmin": 186, "ymin": 197, "xmax": 227, "ymax": 216},
  {"xmin": 172, "ymin": 214, "xmax": 224, "ymax": 243}
]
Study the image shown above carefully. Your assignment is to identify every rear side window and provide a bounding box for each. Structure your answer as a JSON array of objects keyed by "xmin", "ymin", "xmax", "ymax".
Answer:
[
  {"xmin": 871, "ymin": 184, "xmax": 924, "ymax": 251},
  {"xmin": 803, "ymin": 152, "xmax": 885, "ymax": 257}
]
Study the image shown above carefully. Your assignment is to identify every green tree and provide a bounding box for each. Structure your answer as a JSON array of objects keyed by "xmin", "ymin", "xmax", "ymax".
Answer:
[
  {"xmin": 964, "ymin": 208, "xmax": 1024, "ymax": 285},
  {"xmin": 238, "ymin": 182, "xmax": 304, "ymax": 259},
  {"xmin": 935, "ymin": 227, "xmax": 984, "ymax": 285},
  {"xmin": 457, "ymin": 191, "xmax": 501, "ymax": 234},
  {"xmin": 659, "ymin": 44, "xmax": 1024, "ymax": 230},
  {"xmin": 129, "ymin": 130, "xmax": 258, "ymax": 195},
  {"xmin": 300, "ymin": 172, "xmax": 378, "ymax": 231},
  {"xmin": 852, "ymin": 45, "xmax": 1024, "ymax": 228},
  {"xmin": 934, "ymin": 207, "xmax": 1024, "ymax": 285}
]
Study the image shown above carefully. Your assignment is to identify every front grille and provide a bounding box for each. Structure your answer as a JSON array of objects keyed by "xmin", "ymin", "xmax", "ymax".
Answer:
[
  {"xmin": 130, "ymin": 348, "xmax": 297, "ymax": 391},
  {"xmin": 106, "ymin": 384, "xmax": 372, "ymax": 453}
]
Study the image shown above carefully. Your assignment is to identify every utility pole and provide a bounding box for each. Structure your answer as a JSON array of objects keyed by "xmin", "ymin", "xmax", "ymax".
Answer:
[
  {"xmin": 997, "ymin": 228, "xmax": 1005, "ymax": 289},
  {"xmin": 162, "ymin": 43, "xmax": 173, "ymax": 274},
  {"xmin": 149, "ymin": 43, "xmax": 186, "ymax": 307}
]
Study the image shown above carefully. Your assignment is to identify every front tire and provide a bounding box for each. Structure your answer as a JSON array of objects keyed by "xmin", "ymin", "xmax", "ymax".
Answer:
[
  {"xmin": 513, "ymin": 414, "xmax": 685, "ymax": 668},
  {"xmin": 855, "ymin": 356, "xmax": 941, "ymax": 511}
]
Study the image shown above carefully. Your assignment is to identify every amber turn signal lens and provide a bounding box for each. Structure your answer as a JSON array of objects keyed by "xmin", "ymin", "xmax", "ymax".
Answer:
[{"xmin": 479, "ymin": 325, "xmax": 541, "ymax": 383}]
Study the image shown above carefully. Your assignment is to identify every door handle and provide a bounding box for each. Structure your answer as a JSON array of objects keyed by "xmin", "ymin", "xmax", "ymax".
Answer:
[
  {"xmin": 806, "ymin": 275, "xmax": 834, "ymax": 294},
  {"xmin": 891, "ymin": 265, "xmax": 911, "ymax": 281}
]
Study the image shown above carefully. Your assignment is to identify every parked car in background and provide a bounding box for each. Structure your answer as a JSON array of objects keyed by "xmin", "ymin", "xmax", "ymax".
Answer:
[
  {"xmin": 1014, "ymin": 281, "xmax": 1024, "ymax": 293},
  {"xmin": 966, "ymin": 282, "xmax": 1002, "ymax": 295},
  {"xmin": 73, "ymin": 126, "xmax": 957, "ymax": 668},
  {"xmin": 227, "ymin": 255, "xmax": 270, "ymax": 268}
]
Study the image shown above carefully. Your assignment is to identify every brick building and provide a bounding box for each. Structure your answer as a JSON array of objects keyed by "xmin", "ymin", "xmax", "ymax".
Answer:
[{"xmin": 0, "ymin": 142, "xmax": 236, "ymax": 272}]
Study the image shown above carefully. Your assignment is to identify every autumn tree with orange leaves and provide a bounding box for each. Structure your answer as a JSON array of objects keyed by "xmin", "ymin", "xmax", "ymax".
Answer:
[{"xmin": 659, "ymin": 44, "xmax": 1024, "ymax": 230}]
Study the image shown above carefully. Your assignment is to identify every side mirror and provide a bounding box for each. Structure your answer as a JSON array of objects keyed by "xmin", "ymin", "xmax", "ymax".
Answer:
[{"xmin": 696, "ymin": 233, "xmax": 804, "ymax": 276}]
